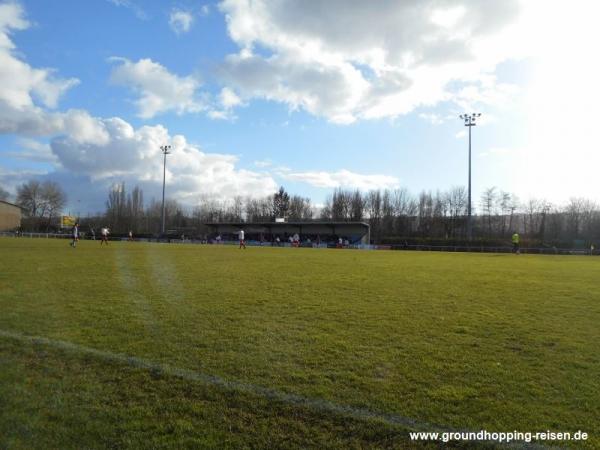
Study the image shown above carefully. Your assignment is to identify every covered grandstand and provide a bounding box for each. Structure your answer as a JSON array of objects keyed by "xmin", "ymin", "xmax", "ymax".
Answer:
[{"xmin": 205, "ymin": 221, "xmax": 370, "ymax": 245}]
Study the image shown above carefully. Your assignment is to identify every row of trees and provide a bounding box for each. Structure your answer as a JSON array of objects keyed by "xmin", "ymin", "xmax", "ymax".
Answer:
[
  {"xmin": 100, "ymin": 185, "xmax": 314, "ymax": 234},
  {"xmin": 320, "ymin": 186, "xmax": 600, "ymax": 244},
  {"xmin": 6, "ymin": 180, "xmax": 600, "ymax": 244},
  {"xmin": 96, "ymin": 184, "xmax": 600, "ymax": 244}
]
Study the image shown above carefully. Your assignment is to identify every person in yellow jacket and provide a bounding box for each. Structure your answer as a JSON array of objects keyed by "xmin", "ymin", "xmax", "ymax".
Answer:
[{"xmin": 511, "ymin": 232, "xmax": 520, "ymax": 254}]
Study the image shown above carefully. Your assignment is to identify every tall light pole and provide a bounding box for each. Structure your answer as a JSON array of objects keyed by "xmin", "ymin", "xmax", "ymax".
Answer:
[
  {"xmin": 160, "ymin": 145, "xmax": 171, "ymax": 234},
  {"xmin": 459, "ymin": 113, "xmax": 481, "ymax": 240}
]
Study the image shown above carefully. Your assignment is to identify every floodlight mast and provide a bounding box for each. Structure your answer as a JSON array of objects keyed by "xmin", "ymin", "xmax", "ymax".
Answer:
[
  {"xmin": 160, "ymin": 145, "xmax": 172, "ymax": 234},
  {"xmin": 459, "ymin": 113, "xmax": 481, "ymax": 241}
]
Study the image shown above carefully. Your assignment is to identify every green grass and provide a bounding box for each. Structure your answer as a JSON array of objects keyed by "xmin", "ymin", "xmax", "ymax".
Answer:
[{"xmin": 1, "ymin": 237, "xmax": 599, "ymax": 448}]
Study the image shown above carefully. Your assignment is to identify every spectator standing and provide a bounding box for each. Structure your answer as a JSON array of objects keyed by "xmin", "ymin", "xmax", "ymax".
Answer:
[
  {"xmin": 239, "ymin": 229, "xmax": 246, "ymax": 249},
  {"xmin": 70, "ymin": 222, "xmax": 79, "ymax": 248},
  {"xmin": 101, "ymin": 227, "xmax": 110, "ymax": 246},
  {"xmin": 511, "ymin": 232, "xmax": 520, "ymax": 254}
]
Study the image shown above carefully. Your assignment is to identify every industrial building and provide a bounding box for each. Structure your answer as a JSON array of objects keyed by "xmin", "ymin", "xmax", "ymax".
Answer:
[{"xmin": 0, "ymin": 200, "xmax": 23, "ymax": 231}]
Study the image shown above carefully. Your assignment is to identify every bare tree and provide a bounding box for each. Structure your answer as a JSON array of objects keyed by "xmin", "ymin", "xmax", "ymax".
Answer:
[
  {"xmin": 480, "ymin": 187, "xmax": 497, "ymax": 237},
  {"xmin": 272, "ymin": 187, "xmax": 290, "ymax": 219},
  {"xmin": 576, "ymin": 199, "xmax": 598, "ymax": 241},
  {"xmin": 498, "ymin": 191, "xmax": 513, "ymax": 237},
  {"xmin": 381, "ymin": 190, "xmax": 394, "ymax": 236},
  {"xmin": 288, "ymin": 195, "xmax": 312, "ymax": 220},
  {"xmin": 523, "ymin": 198, "xmax": 543, "ymax": 238},
  {"xmin": 330, "ymin": 188, "xmax": 352, "ymax": 220},
  {"xmin": 231, "ymin": 196, "xmax": 244, "ymax": 221},
  {"xmin": 564, "ymin": 198, "xmax": 587, "ymax": 240},
  {"xmin": 392, "ymin": 188, "xmax": 415, "ymax": 236},
  {"xmin": 506, "ymin": 194, "xmax": 520, "ymax": 235},
  {"xmin": 245, "ymin": 197, "xmax": 260, "ymax": 222},
  {"xmin": 416, "ymin": 191, "xmax": 433, "ymax": 236},
  {"xmin": 105, "ymin": 183, "xmax": 127, "ymax": 231},
  {"xmin": 17, "ymin": 180, "xmax": 43, "ymax": 217},
  {"xmin": 17, "ymin": 180, "xmax": 67, "ymax": 230},
  {"xmin": 367, "ymin": 190, "xmax": 382, "ymax": 239},
  {"xmin": 537, "ymin": 200, "xmax": 552, "ymax": 241},
  {"xmin": 320, "ymin": 194, "xmax": 333, "ymax": 219},
  {"xmin": 127, "ymin": 186, "xmax": 144, "ymax": 233},
  {"xmin": 350, "ymin": 189, "xmax": 365, "ymax": 221},
  {"xmin": 432, "ymin": 190, "xmax": 447, "ymax": 237},
  {"xmin": 447, "ymin": 186, "xmax": 467, "ymax": 238}
]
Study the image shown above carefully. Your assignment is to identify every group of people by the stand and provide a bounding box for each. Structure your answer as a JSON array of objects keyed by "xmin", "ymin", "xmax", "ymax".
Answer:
[{"xmin": 231, "ymin": 230, "xmax": 349, "ymax": 249}]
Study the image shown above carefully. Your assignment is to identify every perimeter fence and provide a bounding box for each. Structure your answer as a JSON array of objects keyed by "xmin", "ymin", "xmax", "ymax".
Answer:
[{"xmin": 1, "ymin": 231, "xmax": 597, "ymax": 256}]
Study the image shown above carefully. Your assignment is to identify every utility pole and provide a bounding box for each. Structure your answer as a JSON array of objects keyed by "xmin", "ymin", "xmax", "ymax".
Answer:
[
  {"xmin": 459, "ymin": 113, "xmax": 481, "ymax": 240},
  {"xmin": 160, "ymin": 145, "xmax": 171, "ymax": 234}
]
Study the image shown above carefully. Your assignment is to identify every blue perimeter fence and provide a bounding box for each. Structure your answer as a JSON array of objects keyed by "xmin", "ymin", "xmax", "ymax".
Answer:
[{"xmin": 2, "ymin": 231, "xmax": 598, "ymax": 256}]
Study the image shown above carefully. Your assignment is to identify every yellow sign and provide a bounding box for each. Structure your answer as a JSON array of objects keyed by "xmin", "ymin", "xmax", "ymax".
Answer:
[{"xmin": 61, "ymin": 216, "xmax": 76, "ymax": 228}]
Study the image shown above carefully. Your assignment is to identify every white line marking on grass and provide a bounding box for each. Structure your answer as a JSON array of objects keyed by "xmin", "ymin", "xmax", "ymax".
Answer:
[
  {"xmin": 143, "ymin": 245, "xmax": 186, "ymax": 304},
  {"xmin": 113, "ymin": 247, "xmax": 161, "ymax": 337},
  {"xmin": 0, "ymin": 329, "xmax": 549, "ymax": 449}
]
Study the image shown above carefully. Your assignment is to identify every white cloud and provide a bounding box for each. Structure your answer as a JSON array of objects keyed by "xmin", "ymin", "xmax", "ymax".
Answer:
[
  {"xmin": 511, "ymin": 0, "xmax": 600, "ymax": 203},
  {"xmin": 220, "ymin": 50, "xmax": 370, "ymax": 124},
  {"xmin": 6, "ymin": 138, "xmax": 58, "ymax": 164},
  {"xmin": 0, "ymin": 2, "xmax": 79, "ymax": 135},
  {"xmin": 430, "ymin": 5, "xmax": 466, "ymax": 28},
  {"xmin": 208, "ymin": 87, "xmax": 243, "ymax": 120},
  {"xmin": 200, "ymin": 5, "xmax": 210, "ymax": 16},
  {"xmin": 169, "ymin": 9, "xmax": 194, "ymax": 34},
  {"xmin": 206, "ymin": 110, "xmax": 228, "ymax": 120},
  {"xmin": 453, "ymin": 76, "xmax": 518, "ymax": 112},
  {"xmin": 254, "ymin": 159, "xmax": 272, "ymax": 168},
  {"xmin": 280, "ymin": 169, "xmax": 399, "ymax": 191},
  {"xmin": 49, "ymin": 115, "xmax": 278, "ymax": 201},
  {"xmin": 106, "ymin": 0, "xmax": 147, "ymax": 20},
  {"xmin": 109, "ymin": 57, "xmax": 205, "ymax": 118},
  {"xmin": 419, "ymin": 112, "xmax": 445, "ymax": 125},
  {"xmin": 62, "ymin": 109, "xmax": 111, "ymax": 145},
  {"xmin": 0, "ymin": 6, "xmax": 277, "ymax": 206},
  {"xmin": 219, "ymin": 87, "xmax": 241, "ymax": 108},
  {"xmin": 218, "ymin": 0, "xmax": 526, "ymax": 123},
  {"xmin": 0, "ymin": 166, "xmax": 49, "ymax": 198}
]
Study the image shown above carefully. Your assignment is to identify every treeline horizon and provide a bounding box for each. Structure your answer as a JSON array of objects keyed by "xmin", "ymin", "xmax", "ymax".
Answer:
[{"xmin": 6, "ymin": 181, "xmax": 600, "ymax": 245}]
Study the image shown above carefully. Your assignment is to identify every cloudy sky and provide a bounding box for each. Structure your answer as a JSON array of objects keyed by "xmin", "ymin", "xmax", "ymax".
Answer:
[{"xmin": 0, "ymin": 0, "xmax": 598, "ymax": 214}]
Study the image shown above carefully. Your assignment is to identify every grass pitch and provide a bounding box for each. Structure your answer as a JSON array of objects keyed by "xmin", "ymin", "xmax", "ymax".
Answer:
[{"xmin": 1, "ymin": 238, "xmax": 599, "ymax": 448}]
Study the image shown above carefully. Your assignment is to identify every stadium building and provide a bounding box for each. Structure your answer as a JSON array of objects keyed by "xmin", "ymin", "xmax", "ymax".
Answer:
[
  {"xmin": 205, "ymin": 221, "xmax": 371, "ymax": 245},
  {"xmin": 0, "ymin": 200, "xmax": 23, "ymax": 231}
]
